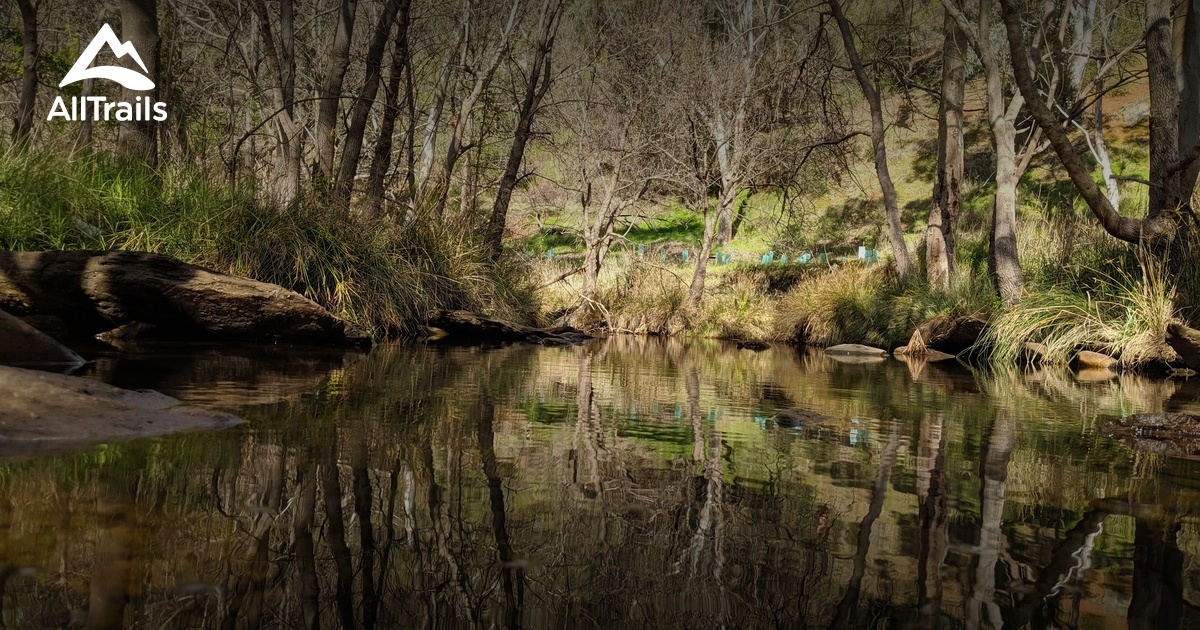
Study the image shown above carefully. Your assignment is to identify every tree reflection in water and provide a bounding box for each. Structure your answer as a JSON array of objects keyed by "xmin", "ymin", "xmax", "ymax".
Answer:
[{"xmin": 1, "ymin": 338, "xmax": 1200, "ymax": 627}]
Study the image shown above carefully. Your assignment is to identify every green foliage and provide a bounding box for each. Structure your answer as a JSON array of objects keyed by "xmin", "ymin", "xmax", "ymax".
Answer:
[{"xmin": 0, "ymin": 149, "xmax": 537, "ymax": 336}]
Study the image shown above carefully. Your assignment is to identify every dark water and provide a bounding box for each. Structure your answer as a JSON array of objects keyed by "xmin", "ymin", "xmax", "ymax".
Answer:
[{"xmin": 3, "ymin": 337, "xmax": 1200, "ymax": 628}]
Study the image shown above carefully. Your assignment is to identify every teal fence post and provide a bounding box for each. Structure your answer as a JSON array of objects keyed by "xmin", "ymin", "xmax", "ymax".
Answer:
[
  {"xmin": 546, "ymin": 249, "xmax": 553, "ymax": 260},
  {"xmin": 682, "ymin": 249, "xmax": 690, "ymax": 262}
]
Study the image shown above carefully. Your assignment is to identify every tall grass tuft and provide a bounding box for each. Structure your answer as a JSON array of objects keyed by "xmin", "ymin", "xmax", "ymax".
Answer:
[
  {"xmin": 0, "ymin": 148, "xmax": 536, "ymax": 337},
  {"xmin": 983, "ymin": 259, "xmax": 1178, "ymax": 366}
]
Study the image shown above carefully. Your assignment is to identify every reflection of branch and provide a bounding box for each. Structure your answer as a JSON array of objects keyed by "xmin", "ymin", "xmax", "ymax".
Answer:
[{"xmin": 1001, "ymin": 507, "xmax": 1109, "ymax": 628}]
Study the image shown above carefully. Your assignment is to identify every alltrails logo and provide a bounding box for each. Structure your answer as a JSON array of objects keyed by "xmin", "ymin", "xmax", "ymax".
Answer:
[{"xmin": 47, "ymin": 24, "xmax": 167, "ymax": 122}]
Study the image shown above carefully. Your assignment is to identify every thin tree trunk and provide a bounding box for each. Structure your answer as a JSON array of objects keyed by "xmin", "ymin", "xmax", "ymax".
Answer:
[
  {"xmin": 488, "ymin": 0, "xmax": 564, "ymax": 261},
  {"xmin": 828, "ymin": 0, "xmax": 912, "ymax": 277},
  {"xmin": 1179, "ymin": 0, "xmax": 1200, "ymax": 196},
  {"xmin": 365, "ymin": 1, "xmax": 414, "ymax": 218},
  {"xmin": 688, "ymin": 189, "xmax": 732, "ymax": 308},
  {"xmin": 1147, "ymin": 0, "xmax": 1183, "ymax": 213},
  {"xmin": 118, "ymin": 0, "xmax": 160, "ymax": 166},
  {"xmin": 1067, "ymin": 0, "xmax": 1098, "ymax": 94},
  {"xmin": 12, "ymin": 0, "xmax": 38, "ymax": 146},
  {"xmin": 253, "ymin": 0, "xmax": 301, "ymax": 207},
  {"xmin": 314, "ymin": 0, "xmax": 359, "ymax": 189},
  {"xmin": 927, "ymin": 1, "xmax": 966, "ymax": 292},
  {"xmin": 76, "ymin": 78, "xmax": 95, "ymax": 151},
  {"xmin": 335, "ymin": 0, "xmax": 405, "ymax": 206}
]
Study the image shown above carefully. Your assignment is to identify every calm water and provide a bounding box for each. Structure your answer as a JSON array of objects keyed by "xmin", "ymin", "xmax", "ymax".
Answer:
[{"xmin": 2, "ymin": 337, "xmax": 1200, "ymax": 628}]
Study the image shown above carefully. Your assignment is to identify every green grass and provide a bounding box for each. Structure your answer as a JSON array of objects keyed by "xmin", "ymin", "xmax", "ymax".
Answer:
[{"xmin": 0, "ymin": 148, "xmax": 537, "ymax": 337}]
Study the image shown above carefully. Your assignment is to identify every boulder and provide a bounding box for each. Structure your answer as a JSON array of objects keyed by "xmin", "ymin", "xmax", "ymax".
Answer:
[
  {"xmin": 1075, "ymin": 350, "xmax": 1118, "ymax": 370},
  {"xmin": 1166, "ymin": 322, "xmax": 1200, "ymax": 371},
  {"xmin": 0, "ymin": 365, "xmax": 241, "ymax": 460},
  {"xmin": 0, "ymin": 250, "xmax": 369, "ymax": 346},
  {"xmin": 0, "ymin": 308, "xmax": 85, "ymax": 371},
  {"xmin": 914, "ymin": 314, "xmax": 987, "ymax": 355},
  {"xmin": 1121, "ymin": 101, "xmax": 1150, "ymax": 128}
]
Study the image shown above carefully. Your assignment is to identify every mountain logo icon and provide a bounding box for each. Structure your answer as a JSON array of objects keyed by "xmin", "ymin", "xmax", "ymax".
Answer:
[{"xmin": 59, "ymin": 23, "xmax": 154, "ymax": 91}]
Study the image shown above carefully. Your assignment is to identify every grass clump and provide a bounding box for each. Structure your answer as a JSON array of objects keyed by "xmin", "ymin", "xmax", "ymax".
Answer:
[
  {"xmin": 774, "ymin": 262, "xmax": 997, "ymax": 348},
  {"xmin": 984, "ymin": 261, "xmax": 1179, "ymax": 367},
  {"xmin": 0, "ymin": 148, "xmax": 537, "ymax": 337}
]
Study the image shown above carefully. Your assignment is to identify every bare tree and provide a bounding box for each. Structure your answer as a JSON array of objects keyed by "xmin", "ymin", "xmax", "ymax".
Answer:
[
  {"xmin": 828, "ymin": 0, "xmax": 913, "ymax": 278},
  {"xmin": 487, "ymin": 0, "xmax": 566, "ymax": 261},
  {"xmin": 252, "ymin": 0, "xmax": 302, "ymax": 206}
]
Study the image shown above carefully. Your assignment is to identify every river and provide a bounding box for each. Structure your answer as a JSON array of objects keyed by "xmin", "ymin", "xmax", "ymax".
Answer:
[{"xmin": 1, "ymin": 337, "xmax": 1199, "ymax": 628}]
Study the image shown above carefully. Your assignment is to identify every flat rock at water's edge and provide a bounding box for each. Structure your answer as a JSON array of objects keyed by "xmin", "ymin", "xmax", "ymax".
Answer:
[
  {"xmin": 0, "ymin": 365, "xmax": 241, "ymax": 460},
  {"xmin": 0, "ymin": 250, "xmax": 369, "ymax": 346},
  {"xmin": 825, "ymin": 344, "xmax": 888, "ymax": 357},
  {"xmin": 0, "ymin": 308, "xmax": 85, "ymax": 370},
  {"xmin": 1075, "ymin": 350, "xmax": 1118, "ymax": 370}
]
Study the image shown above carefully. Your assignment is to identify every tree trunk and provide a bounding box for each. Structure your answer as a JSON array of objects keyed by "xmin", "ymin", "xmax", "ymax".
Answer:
[
  {"xmin": 487, "ymin": 0, "xmax": 564, "ymax": 261},
  {"xmin": 1147, "ymin": 0, "xmax": 1183, "ymax": 213},
  {"xmin": 253, "ymin": 0, "xmax": 301, "ymax": 207},
  {"xmin": 1067, "ymin": 0, "xmax": 1098, "ymax": 95},
  {"xmin": 927, "ymin": 1, "xmax": 966, "ymax": 292},
  {"xmin": 365, "ymin": 1, "xmax": 413, "ymax": 218},
  {"xmin": 314, "ymin": 0, "xmax": 358, "ymax": 189},
  {"xmin": 11, "ymin": 0, "xmax": 38, "ymax": 146},
  {"xmin": 688, "ymin": 190, "xmax": 732, "ymax": 309},
  {"xmin": 1179, "ymin": 0, "xmax": 1200, "ymax": 196},
  {"xmin": 118, "ymin": 0, "xmax": 160, "ymax": 166},
  {"xmin": 335, "ymin": 0, "xmax": 405, "ymax": 206},
  {"xmin": 992, "ymin": 119, "xmax": 1024, "ymax": 306},
  {"xmin": 828, "ymin": 0, "xmax": 912, "ymax": 277}
]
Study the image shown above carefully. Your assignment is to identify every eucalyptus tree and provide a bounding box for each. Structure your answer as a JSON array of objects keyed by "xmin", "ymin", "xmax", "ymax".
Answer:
[
  {"xmin": 1000, "ymin": 0, "xmax": 1200, "ymax": 249},
  {"xmin": 927, "ymin": 0, "xmax": 967, "ymax": 293}
]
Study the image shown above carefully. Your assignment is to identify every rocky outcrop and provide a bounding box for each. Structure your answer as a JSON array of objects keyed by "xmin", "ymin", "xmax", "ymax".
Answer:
[
  {"xmin": 0, "ymin": 308, "xmax": 85, "ymax": 370},
  {"xmin": 0, "ymin": 365, "xmax": 241, "ymax": 460},
  {"xmin": 0, "ymin": 250, "xmax": 369, "ymax": 346}
]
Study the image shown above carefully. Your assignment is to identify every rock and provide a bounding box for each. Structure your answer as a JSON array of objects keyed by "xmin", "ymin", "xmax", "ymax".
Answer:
[
  {"xmin": 736, "ymin": 340, "xmax": 770, "ymax": 351},
  {"xmin": 772, "ymin": 408, "xmax": 827, "ymax": 428},
  {"xmin": 1075, "ymin": 350, "xmax": 1118, "ymax": 370},
  {"xmin": 825, "ymin": 344, "xmax": 888, "ymax": 357},
  {"xmin": 0, "ymin": 365, "xmax": 241, "ymax": 460},
  {"xmin": 0, "ymin": 308, "xmax": 85, "ymax": 371},
  {"xmin": 914, "ymin": 315, "xmax": 987, "ymax": 355},
  {"xmin": 1022, "ymin": 341, "xmax": 1048, "ymax": 363},
  {"xmin": 1102, "ymin": 412, "xmax": 1200, "ymax": 458},
  {"xmin": 0, "ymin": 251, "xmax": 369, "ymax": 346},
  {"xmin": 1166, "ymin": 322, "xmax": 1200, "ymax": 371}
]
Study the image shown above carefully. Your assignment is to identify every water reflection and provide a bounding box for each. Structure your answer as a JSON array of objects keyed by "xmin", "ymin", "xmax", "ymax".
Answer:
[{"xmin": 2, "ymin": 337, "xmax": 1200, "ymax": 627}]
